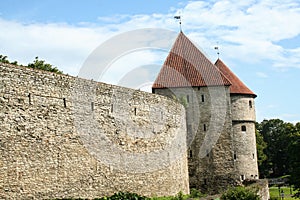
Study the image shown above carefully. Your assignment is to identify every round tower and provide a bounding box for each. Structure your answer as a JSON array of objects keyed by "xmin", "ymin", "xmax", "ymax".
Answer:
[{"xmin": 215, "ymin": 59, "xmax": 259, "ymax": 181}]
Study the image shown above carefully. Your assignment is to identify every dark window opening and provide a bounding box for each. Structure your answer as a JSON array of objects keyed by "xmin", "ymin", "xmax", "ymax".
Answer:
[
  {"xmin": 204, "ymin": 178, "xmax": 207, "ymax": 185},
  {"xmin": 206, "ymin": 149, "xmax": 209, "ymax": 157},
  {"xmin": 28, "ymin": 93, "xmax": 31, "ymax": 104},
  {"xmin": 241, "ymin": 125, "xmax": 247, "ymax": 132},
  {"xmin": 204, "ymin": 124, "xmax": 207, "ymax": 131},
  {"xmin": 241, "ymin": 175, "xmax": 245, "ymax": 181},
  {"xmin": 253, "ymin": 153, "xmax": 255, "ymax": 159},
  {"xmin": 201, "ymin": 95, "xmax": 205, "ymax": 102},
  {"xmin": 91, "ymin": 102, "xmax": 94, "ymax": 111},
  {"xmin": 249, "ymin": 100, "xmax": 253, "ymax": 108},
  {"xmin": 63, "ymin": 98, "xmax": 66, "ymax": 108},
  {"xmin": 111, "ymin": 104, "xmax": 113, "ymax": 113},
  {"xmin": 198, "ymin": 86, "xmax": 201, "ymax": 91},
  {"xmin": 189, "ymin": 150, "xmax": 193, "ymax": 158},
  {"xmin": 134, "ymin": 108, "xmax": 137, "ymax": 115},
  {"xmin": 234, "ymin": 153, "xmax": 237, "ymax": 160}
]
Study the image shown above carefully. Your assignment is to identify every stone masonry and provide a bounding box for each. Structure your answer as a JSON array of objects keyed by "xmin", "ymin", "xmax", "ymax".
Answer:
[{"xmin": 0, "ymin": 63, "xmax": 189, "ymax": 199}]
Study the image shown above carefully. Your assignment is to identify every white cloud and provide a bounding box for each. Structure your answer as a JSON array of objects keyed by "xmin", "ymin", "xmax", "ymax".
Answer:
[{"xmin": 1, "ymin": 0, "xmax": 300, "ymax": 78}]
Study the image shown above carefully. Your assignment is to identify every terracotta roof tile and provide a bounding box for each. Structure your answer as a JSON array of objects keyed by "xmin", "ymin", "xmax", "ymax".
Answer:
[
  {"xmin": 215, "ymin": 59, "xmax": 256, "ymax": 97},
  {"xmin": 152, "ymin": 32, "xmax": 231, "ymax": 89}
]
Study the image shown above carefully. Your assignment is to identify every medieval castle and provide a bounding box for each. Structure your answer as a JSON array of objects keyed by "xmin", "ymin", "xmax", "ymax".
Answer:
[{"xmin": 0, "ymin": 31, "xmax": 258, "ymax": 199}]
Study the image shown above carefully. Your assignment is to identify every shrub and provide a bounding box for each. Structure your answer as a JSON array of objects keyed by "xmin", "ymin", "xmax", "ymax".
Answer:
[
  {"xmin": 220, "ymin": 186, "xmax": 260, "ymax": 200},
  {"xmin": 97, "ymin": 192, "xmax": 149, "ymax": 200}
]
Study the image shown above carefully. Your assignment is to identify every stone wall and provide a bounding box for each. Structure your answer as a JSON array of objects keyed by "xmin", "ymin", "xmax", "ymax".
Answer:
[
  {"xmin": 154, "ymin": 86, "xmax": 238, "ymax": 193},
  {"xmin": 0, "ymin": 63, "xmax": 189, "ymax": 199}
]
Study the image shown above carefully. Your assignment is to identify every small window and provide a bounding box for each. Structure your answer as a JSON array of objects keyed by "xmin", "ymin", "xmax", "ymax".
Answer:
[
  {"xmin": 187, "ymin": 95, "xmax": 190, "ymax": 103},
  {"xmin": 189, "ymin": 150, "xmax": 193, "ymax": 158},
  {"xmin": 28, "ymin": 93, "xmax": 31, "ymax": 104},
  {"xmin": 249, "ymin": 100, "xmax": 253, "ymax": 108},
  {"xmin": 198, "ymin": 86, "xmax": 201, "ymax": 91},
  {"xmin": 203, "ymin": 124, "xmax": 207, "ymax": 131},
  {"xmin": 253, "ymin": 153, "xmax": 255, "ymax": 159},
  {"xmin": 111, "ymin": 104, "xmax": 114, "ymax": 113},
  {"xmin": 63, "ymin": 98, "xmax": 66, "ymax": 108},
  {"xmin": 241, "ymin": 175, "xmax": 245, "ymax": 181},
  {"xmin": 234, "ymin": 153, "xmax": 237, "ymax": 160},
  {"xmin": 91, "ymin": 102, "xmax": 94, "ymax": 111},
  {"xmin": 201, "ymin": 95, "xmax": 205, "ymax": 102},
  {"xmin": 241, "ymin": 125, "xmax": 246, "ymax": 132},
  {"xmin": 204, "ymin": 178, "xmax": 207, "ymax": 185},
  {"xmin": 206, "ymin": 149, "xmax": 209, "ymax": 157},
  {"xmin": 134, "ymin": 108, "xmax": 137, "ymax": 115}
]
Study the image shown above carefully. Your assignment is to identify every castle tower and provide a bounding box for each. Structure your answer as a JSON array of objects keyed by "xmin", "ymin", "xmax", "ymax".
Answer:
[
  {"xmin": 215, "ymin": 59, "xmax": 259, "ymax": 181},
  {"xmin": 152, "ymin": 32, "xmax": 239, "ymax": 193}
]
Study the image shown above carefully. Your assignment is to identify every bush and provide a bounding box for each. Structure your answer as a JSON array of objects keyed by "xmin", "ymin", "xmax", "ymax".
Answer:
[
  {"xmin": 98, "ymin": 192, "xmax": 149, "ymax": 200},
  {"xmin": 190, "ymin": 188, "xmax": 205, "ymax": 198},
  {"xmin": 221, "ymin": 186, "xmax": 260, "ymax": 200}
]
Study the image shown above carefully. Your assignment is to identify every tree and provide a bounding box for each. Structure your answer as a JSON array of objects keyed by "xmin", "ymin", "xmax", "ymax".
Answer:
[
  {"xmin": 27, "ymin": 57, "xmax": 63, "ymax": 74},
  {"xmin": 255, "ymin": 127, "xmax": 267, "ymax": 177},
  {"xmin": 256, "ymin": 119, "xmax": 293, "ymax": 177},
  {"xmin": 289, "ymin": 123, "xmax": 300, "ymax": 197}
]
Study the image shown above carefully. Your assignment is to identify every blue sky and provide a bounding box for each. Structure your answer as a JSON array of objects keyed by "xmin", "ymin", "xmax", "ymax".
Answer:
[{"xmin": 1, "ymin": 0, "xmax": 300, "ymax": 123}]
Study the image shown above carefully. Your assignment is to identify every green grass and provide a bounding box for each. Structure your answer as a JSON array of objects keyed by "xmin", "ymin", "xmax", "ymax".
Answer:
[{"xmin": 269, "ymin": 186, "xmax": 297, "ymax": 200}]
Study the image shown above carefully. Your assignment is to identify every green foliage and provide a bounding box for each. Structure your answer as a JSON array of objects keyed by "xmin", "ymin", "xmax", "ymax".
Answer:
[
  {"xmin": 255, "ymin": 128, "xmax": 267, "ymax": 167},
  {"xmin": 97, "ymin": 192, "xmax": 149, "ymax": 200},
  {"xmin": 171, "ymin": 191, "xmax": 184, "ymax": 200},
  {"xmin": 189, "ymin": 188, "xmax": 205, "ymax": 198},
  {"xmin": 220, "ymin": 186, "xmax": 260, "ymax": 200},
  {"xmin": 28, "ymin": 56, "xmax": 63, "ymax": 74},
  {"xmin": 0, "ymin": 55, "xmax": 18, "ymax": 65}
]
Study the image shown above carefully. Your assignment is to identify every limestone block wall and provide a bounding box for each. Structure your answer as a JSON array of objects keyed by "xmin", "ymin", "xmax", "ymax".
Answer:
[
  {"xmin": 0, "ymin": 63, "xmax": 189, "ymax": 199},
  {"xmin": 154, "ymin": 86, "xmax": 237, "ymax": 193}
]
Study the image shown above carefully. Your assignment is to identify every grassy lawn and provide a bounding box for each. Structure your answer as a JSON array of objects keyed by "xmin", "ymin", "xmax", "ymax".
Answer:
[{"xmin": 269, "ymin": 186, "xmax": 297, "ymax": 200}]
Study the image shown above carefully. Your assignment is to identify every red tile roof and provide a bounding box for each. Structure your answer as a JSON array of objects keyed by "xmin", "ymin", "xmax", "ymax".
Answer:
[
  {"xmin": 152, "ymin": 32, "xmax": 231, "ymax": 89},
  {"xmin": 215, "ymin": 59, "xmax": 256, "ymax": 97}
]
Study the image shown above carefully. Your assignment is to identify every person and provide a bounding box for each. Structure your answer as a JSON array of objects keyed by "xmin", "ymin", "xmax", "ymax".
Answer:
[{"xmin": 280, "ymin": 189, "xmax": 284, "ymax": 200}]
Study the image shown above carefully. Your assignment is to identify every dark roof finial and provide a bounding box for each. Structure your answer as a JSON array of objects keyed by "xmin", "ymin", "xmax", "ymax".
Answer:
[{"xmin": 174, "ymin": 15, "xmax": 182, "ymax": 32}]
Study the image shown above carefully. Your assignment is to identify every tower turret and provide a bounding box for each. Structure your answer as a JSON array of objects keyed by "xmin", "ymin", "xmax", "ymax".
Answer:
[{"xmin": 215, "ymin": 59, "xmax": 259, "ymax": 181}]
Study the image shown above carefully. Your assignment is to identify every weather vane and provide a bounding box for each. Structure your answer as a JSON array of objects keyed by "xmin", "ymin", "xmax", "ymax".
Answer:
[
  {"xmin": 214, "ymin": 42, "xmax": 220, "ymax": 58},
  {"xmin": 174, "ymin": 15, "xmax": 182, "ymax": 31}
]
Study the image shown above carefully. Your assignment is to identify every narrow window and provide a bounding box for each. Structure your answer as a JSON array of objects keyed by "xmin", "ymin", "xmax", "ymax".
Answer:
[
  {"xmin": 111, "ymin": 104, "xmax": 113, "ymax": 113},
  {"xmin": 28, "ymin": 93, "xmax": 31, "ymax": 104},
  {"xmin": 234, "ymin": 153, "xmax": 237, "ymax": 160},
  {"xmin": 91, "ymin": 102, "xmax": 94, "ymax": 111},
  {"xmin": 204, "ymin": 179, "xmax": 207, "ymax": 185},
  {"xmin": 201, "ymin": 95, "xmax": 205, "ymax": 102},
  {"xmin": 189, "ymin": 150, "xmax": 193, "ymax": 158},
  {"xmin": 186, "ymin": 95, "xmax": 190, "ymax": 103},
  {"xmin": 241, "ymin": 125, "xmax": 246, "ymax": 132},
  {"xmin": 134, "ymin": 108, "xmax": 137, "ymax": 115},
  {"xmin": 63, "ymin": 98, "xmax": 66, "ymax": 108},
  {"xmin": 204, "ymin": 124, "xmax": 207, "ymax": 131},
  {"xmin": 198, "ymin": 86, "xmax": 201, "ymax": 91},
  {"xmin": 252, "ymin": 153, "xmax": 255, "ymax": 159},
  {"xmin": 206, "ymin": 149, "xmax": 209, "ymax": 157},
  {"xmin": 249, "ymin": 100, "xmax": 253, "ymax": 108},
  {"xmin": 241, "ymin": 175, "xmax": 245, "ymax": 181}
]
